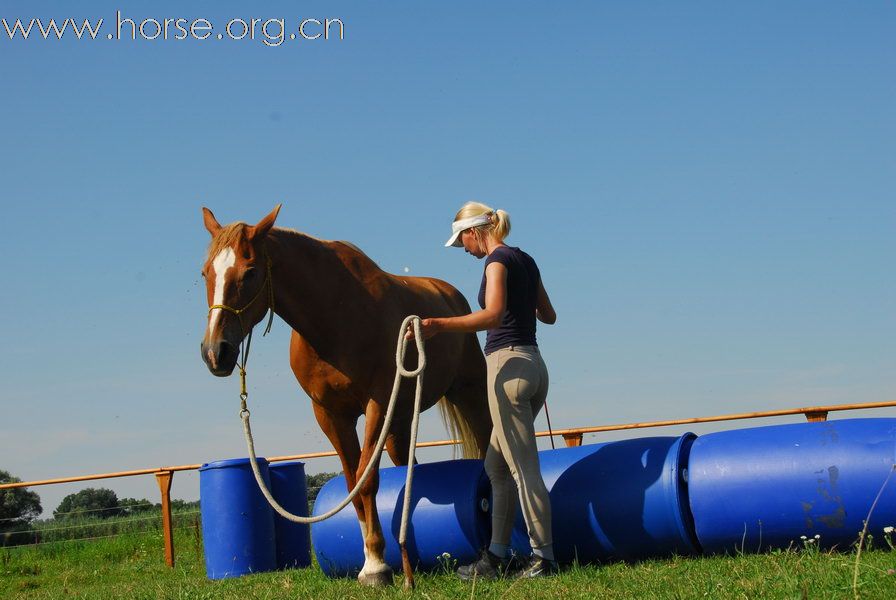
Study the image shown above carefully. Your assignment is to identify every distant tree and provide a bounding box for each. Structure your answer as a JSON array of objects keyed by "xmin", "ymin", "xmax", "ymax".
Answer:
[
  {"xmin": 169, "ymin": 499, "xmax": 200, "ymax": 511},
  {"xmin": 306, "ymin": 472, "xmax": 338, "ymax": 510},
  {"xmin": 0, "ymin": 470, "xmax": 43, "ymax": 531},
  {"xmin": 54, "ymin": 488, "xmax": 122, "ymax": 519},
  {"xmin": 118, "ymin": 497, "xmax": 156, "ymax": 515},
  {"xmin": 0, "ymin": 469, "xmax": 43, "ymax": 547},
  {"xmin": 0, "ymin": 470, "xmax": 42, "ymax": 523},
  {"xmin": 116, "ymin": 497, "xmax": 199, "ymax": 517}
]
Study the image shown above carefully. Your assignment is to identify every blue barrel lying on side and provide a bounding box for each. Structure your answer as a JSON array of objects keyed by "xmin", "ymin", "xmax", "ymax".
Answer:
[
  {"xmin": 199, "ymin": 457, "xmax": 277, "ymax": 579},
  {"xmin": 688, "ymin": 418, "xmax": 896, "ymax": 554},
  {"xmin": 511, "ymin": 434, "xmax": 699, "ymax": 563},
  {"xmin": 311, "ymin": 459, "xmax": 490, "ymax": 577},
  {"xmin": 269, "ymin": 461, "xmax": 312, "ymax": 569}
]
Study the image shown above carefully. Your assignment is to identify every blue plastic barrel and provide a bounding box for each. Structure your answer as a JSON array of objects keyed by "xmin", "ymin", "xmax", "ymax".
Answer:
[
  {"xmin": 510, "ymin": 434, "xmax": 699, "ymax": 563},
  {"xmin": 311, "ymin": 459, "xmax": 490, "ymax": 577},
  {"xmin": 688, "ymin": 418, "xmax": 896, "ymax": 554},
  {"xmin": 199, "ymin": 457, "xmax": 277, "ymax": 579},
  {"xmin": 269, "ymin": 462, "xmax": 312, "ymax": 569}
]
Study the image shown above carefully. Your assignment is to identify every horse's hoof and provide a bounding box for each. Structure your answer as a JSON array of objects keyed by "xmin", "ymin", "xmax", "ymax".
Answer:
[{"xmin": 358, "ymin": 568, "xmax": 394, "ymax": 587}]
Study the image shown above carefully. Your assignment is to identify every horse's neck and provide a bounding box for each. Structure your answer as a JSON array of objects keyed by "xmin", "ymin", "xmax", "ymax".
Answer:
[{"xmin": 267, "ymin": 229, "xmax": 382, "ymax": 342}]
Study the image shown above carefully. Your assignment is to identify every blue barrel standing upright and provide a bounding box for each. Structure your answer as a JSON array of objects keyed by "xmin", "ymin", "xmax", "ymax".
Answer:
[
  {"xmin": 268, "ymin": 461, "xmax": 312, "ymax": 569},
  {"xmin": 687, "ymin": 418, "xmax": 896, "ymax": 554},
  {"xmin": 199, "ymin": 457, "xmax": 277, "ymax": 579},
  {"xmin": 311, "ymin": 459, "xmax": 491, "ymax": 577},
  {"xmin": 510, "ymin": 434, "xmax": 699, "ymax": 563}
]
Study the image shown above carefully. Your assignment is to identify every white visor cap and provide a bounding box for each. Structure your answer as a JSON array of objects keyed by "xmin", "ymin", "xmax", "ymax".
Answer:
[{"xmin": 444, "ymin": 214, "xmax": 493, "ymax": 247}]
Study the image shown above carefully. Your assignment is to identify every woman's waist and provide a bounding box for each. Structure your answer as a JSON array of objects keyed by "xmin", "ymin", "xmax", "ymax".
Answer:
[{"xmin": 484, "ymin": 343, "xmax": 540, "ymax": 357}]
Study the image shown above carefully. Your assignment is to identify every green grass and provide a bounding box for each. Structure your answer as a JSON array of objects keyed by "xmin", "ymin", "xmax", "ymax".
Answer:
[{"xmin": 2, "ymin": 527, "xmax": 895, "ymax": 600}]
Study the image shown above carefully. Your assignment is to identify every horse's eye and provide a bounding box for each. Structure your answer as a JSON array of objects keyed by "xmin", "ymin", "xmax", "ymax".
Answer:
[
  {"xmin": 200, "ymin": 270, "xmax": 207, "ymax": 279},
  {"xmin": 243, "ymin": 268, "xmax": 257, "ymax": 280}
]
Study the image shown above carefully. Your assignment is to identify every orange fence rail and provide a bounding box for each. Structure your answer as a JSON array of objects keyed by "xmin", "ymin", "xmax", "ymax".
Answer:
[{"xmin": 2, "ymin": 399, "xmax": 895, "ymax": 567}]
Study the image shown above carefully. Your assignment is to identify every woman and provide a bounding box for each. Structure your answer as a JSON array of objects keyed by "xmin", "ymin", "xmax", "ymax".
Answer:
[{"xmin": 414, "ymin": 201, "xmax": 558, "ymax": 579}]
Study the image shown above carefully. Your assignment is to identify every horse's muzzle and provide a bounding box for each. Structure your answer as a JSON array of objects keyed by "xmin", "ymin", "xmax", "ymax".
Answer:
[{"xmin": 201, "ymin": 340, "xmax": 238, "ymax": 377}]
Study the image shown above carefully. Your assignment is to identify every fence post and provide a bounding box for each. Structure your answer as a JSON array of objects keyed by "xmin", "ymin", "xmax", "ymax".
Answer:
[
  {"xmin": 155, "ymin": 470, "xmax": 175, "ymax": 568},
  {"xmin": 562, "ymin": 433, "xmax": 583, "ymax": 447},
  {"xmin": 804, "ymin": 411, "xmax": 829, "ymax": 422}
]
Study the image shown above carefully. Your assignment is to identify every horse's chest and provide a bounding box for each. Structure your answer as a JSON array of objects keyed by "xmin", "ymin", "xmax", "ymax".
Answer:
[{"xmin": 289, "ymin": 335, "xmax": 372, "ymax": 399}]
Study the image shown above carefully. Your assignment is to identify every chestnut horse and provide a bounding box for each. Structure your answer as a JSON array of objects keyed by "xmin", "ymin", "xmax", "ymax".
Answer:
[{"xmin": 199, "ymin": 205, "xmax": 491, "ymax": 585}]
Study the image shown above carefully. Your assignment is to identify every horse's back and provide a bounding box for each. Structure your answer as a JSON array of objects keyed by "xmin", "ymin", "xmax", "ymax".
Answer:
[
  {"xmin": 393, "ymin": 274, "xmax": 472, "ymax": 317},
  {"xmin": 329, "ymin": 239, "xmax": 469, "ymax": 314},
  {"xmin": 327, "ymin": 238, "xmax": 480, "ymax": 368}
]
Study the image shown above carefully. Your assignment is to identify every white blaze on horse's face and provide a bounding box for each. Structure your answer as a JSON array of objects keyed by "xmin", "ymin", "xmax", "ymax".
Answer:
[
  {"xmin": 207, "ymin": 247, "xmax": 236, "ymax": 336},
  {"xmin": 201, "ymin": 245, "xmax": 244, "ymax": 377}
]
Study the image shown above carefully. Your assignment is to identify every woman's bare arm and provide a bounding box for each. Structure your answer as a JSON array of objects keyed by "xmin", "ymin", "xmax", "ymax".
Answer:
[
  {"xmin": 536, "ymin": 277, "xmax": 556, "ymax": 324},
  {"xmin": 411, "ymin": 261, "xmax": 508, "ymax": 339}
]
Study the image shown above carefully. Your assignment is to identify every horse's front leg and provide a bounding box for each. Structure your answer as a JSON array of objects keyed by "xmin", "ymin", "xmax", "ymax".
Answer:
[
  {"xmin": 356, "ymin": 398, "xmax": 393, "ymax": 587},
  {"xmin": 309, "ymin": 402, "xmax": 370, "ymax": 554}
]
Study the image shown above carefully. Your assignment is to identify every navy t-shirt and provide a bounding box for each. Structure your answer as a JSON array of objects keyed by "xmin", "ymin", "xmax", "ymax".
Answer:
[{"xmin": 478, "ymin": 246, "xmax": 541, "ymax": 355}]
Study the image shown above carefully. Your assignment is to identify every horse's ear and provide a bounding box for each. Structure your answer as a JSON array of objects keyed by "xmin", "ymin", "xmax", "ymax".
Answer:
[
  {"xmin": 202, "ymin": 207, "xmax": 222, "ymax": 237},
  {"xmin": 249, "ymin": 204, "xmax": 281, "ymax": 240}
]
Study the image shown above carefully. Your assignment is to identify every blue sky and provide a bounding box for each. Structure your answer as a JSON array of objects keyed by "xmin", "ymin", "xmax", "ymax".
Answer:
[{"xmin": 1, "ymin": 1, "xmax": 894, "ymax": 515}]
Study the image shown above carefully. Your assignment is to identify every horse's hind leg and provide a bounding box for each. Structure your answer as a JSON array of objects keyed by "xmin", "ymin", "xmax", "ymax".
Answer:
[
  {"xmin": 355, "ymin": 398, "xmax": 393, "ymax": 586},
  {"xmin": 384, "ymin": 418, "xmax": 418, "ymax": 467}
]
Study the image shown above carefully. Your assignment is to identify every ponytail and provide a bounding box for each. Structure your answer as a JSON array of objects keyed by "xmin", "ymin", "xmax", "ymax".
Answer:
[{"xmin": 453, "ymin": 201, "xmax": 512, "ymax": 243}]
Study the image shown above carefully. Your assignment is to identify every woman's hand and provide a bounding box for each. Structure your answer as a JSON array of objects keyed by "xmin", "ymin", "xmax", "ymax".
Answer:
[{"xmin": 405, "ymin": 318, "xmax": 442, "ymax": 340}]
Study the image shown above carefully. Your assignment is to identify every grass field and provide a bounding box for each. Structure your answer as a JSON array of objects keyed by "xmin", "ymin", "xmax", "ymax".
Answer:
[{"xmin": 2, "ymin": 524, "xmax": 895, "ymax": 600}]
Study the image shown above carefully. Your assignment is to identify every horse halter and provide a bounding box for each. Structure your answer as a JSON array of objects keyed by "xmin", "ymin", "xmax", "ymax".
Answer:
[{"xmin": 207, "ymin": 247, "xmax": 275, "ymax": 395}]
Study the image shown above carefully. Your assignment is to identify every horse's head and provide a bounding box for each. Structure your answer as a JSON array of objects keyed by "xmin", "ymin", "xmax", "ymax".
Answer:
[{"xmin": 200, "ymin": 205, "xmax": 281, "ymax": 377}]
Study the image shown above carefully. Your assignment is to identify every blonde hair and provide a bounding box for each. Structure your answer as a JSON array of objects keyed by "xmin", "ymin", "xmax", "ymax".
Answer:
[{"xmin": 453, "ymin": 201, "xmax": 511, "ymax": 243}]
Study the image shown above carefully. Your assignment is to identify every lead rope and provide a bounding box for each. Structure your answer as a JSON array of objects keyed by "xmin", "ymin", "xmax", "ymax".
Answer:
[
  {"xmin": 238, "ymin": 314, "xmax": 426, "ymax": 589},
  {"xmin": 542, "ymin": 399, "xmax": 556, "ymax": 450}
]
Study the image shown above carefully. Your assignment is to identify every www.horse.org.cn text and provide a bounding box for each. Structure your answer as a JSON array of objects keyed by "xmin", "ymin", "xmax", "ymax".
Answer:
[{"xmin": 1, "ymin": 11, "xmax": 346, "ymax": 47}]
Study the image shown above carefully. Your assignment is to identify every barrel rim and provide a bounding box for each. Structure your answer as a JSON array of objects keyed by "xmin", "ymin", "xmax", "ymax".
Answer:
[
  {"xmin": 669, "ymin": 431, "xmax": 701, "ymax": 554},
  {"xmin": 268, "ymin": 461, "xmax": 306, "ymax": 471},
  {"xmin": 199, "ymin": 457, "xmax": 269, "ymax": 471}
]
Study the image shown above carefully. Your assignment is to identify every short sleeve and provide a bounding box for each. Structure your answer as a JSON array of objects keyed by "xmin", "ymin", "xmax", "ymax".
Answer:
[{"xmin": 485, "ymin": 246, "xmax": 514, "ymax": 269}]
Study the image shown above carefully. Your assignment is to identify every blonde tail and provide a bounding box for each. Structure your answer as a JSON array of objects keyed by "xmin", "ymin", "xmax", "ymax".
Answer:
[{"xmin": 437, "ymin": 397, "xmax": 480, "ymax": 459}]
